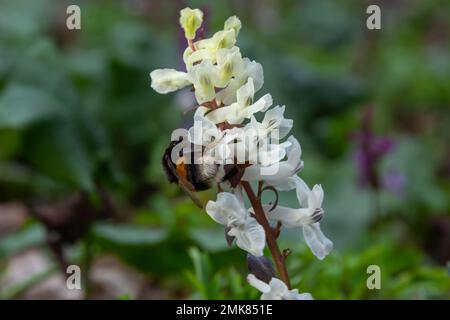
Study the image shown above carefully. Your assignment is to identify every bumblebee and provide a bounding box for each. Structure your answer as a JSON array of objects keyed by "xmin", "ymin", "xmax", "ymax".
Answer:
[{"xmin": 162, "ymin": 138, "xmax": 244, "ymax": 208}]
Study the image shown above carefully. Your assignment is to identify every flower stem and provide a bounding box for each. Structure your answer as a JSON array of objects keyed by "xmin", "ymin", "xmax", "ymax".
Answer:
[
  {"xmin": 241, "ymin": 181, "xmax": 292, "ymax": 288},
  {"xmin": 188, "ymin": 39, "xmax": 196, "ymax": 51}
]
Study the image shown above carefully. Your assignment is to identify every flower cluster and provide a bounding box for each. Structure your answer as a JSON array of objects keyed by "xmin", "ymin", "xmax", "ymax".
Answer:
[{"xmin": 151, "ymin": 7, "xmax": 333, "ymax": 300}]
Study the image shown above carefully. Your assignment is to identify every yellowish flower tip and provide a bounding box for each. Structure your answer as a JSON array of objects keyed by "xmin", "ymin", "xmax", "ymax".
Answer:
[
  {"xmin": 224, "ymin": 15, "xmax": 241, "ymax": 37},
  {"xmin": 179, "ymin": 7, "xmax": 204, "ymax": 40}
]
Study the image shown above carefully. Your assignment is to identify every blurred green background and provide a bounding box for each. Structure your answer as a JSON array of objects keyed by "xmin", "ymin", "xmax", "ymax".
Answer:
[{"xmin": 0, "ymin": 0, "xmax": 449, "ymax": 299}]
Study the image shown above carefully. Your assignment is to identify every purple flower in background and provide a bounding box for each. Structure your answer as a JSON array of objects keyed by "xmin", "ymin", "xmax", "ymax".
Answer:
[
  {"xmin": 352, "ymin": 106, "xmax": 395, "ymax": 191},
  {"xmin": 382, "ymin": 167, "xmax": 407, "ymax": 198}
]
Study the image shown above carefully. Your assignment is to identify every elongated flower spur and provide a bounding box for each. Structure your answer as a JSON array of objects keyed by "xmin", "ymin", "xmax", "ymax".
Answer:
[{"xmin": 151, "ymin": 7, "xmax": 333, "ymax": 300}]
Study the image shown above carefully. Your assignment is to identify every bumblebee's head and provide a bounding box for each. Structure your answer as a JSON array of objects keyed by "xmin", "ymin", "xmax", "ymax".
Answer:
[{"xmin": 162, "ymin": 139, "xmax": 182, "ymax": 184}]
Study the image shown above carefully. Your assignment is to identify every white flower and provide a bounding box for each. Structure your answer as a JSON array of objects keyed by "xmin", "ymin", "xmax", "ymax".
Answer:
[
  {"xmin": 183, "ymin": 46, "xmax": 215, "ymax": 69},
  {"xmin": 150, "ymin": 69, "xmax": 190, "ymax": 94},
  {"xmin": 196, "ymin": 29, "xmax": 237, "ymax": 53},
  {"xmin": 189, "ymin": 110, "xmax": 224, "ymax": 146},
  {"xmin": 247, "ymin": 274, "xmax": 313, "ymax": 300},
  {"xmin": 184, "ymin": 29, "xmax": 237, "ymax": 69},
  {"xmin": 190, "ymin": 109, "xmax": 289, "ymax": 166},
  {"xmin": 216, "ymin": 47, "xmax": 244, "ymax": 87},
  {"xmin": 204, "ymin": 78, "xmax": 272, "ymax": 125},
  {"xmin": 215, "ymin": 58, "xmax": 264, "ymax": 106},
  {"xmin": 242, "ymin": 136, "xmax": 303, "ymax": 189},
  {"xmin": 183, "ymin": 15, "xmax": 241, "ymax": 70},
  {"xmin": 265, "ymin": 177, "xmax": 333, "ymax": 260},
  {"xmin": 187, "ymin": 60, "xmax": 221, "ymax": 104},
  {"xmin": 183, "ymin": 46, "xmax": 244, "ymax": 91},
  {"xmin": 205, "ymin": 192, "xmax": 265, "ymax": 256},
  {"xmin": 252, "ymin": 138, "xmax": 291, "ymax": 167},
  {"xmin": 179, "ymin": 7, "xmax": 203, "ymax": 40},
  {"xmin": 246, "ymin": 105, "xmax": 293, "ymax": 140},
  {"xmin": 224, "ymin": 15, "xmax": 242, "ymax": 37}
]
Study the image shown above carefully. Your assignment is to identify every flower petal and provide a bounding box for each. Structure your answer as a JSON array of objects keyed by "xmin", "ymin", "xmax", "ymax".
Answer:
[
  {"xmin": 243, "ymin": 94, "xmax": 273, "ymax": 120},
  {"xmin": 285, "ymin": 136, "xmax": 303, "ymax": 173},
  {"xmin": 205, "ymin": 192, "xmax": 247, "ymax": 225},
  {"xmin": 185, "ymin": 48, "xmax": 215, "ymax": 69},
  {"xmin": 187, "ymin": 60, "xmax": 220, "ymax": 104},
  {"xmin": 196, "ymin": 29, "xmax": 236, "ymax": 52},
  {"xmin": 302, "ymin": 223, "xmax": 333, "ymax": 260},
  {"xmin": 205, "ymin": 199, "xmax": 228, "ymax": 225},
  {"xmin": 228, "ymin": 217, "xmax": 265, "ymax": 256},
  {"xmin": 265, "ymin": 205, "xmax": 313, "ymax": 228},
  {"xmin": 247, "ymin": 274, "xmax": 271, "ymax": 293},
  {"xmin": 311, "ymin": 184, "xmax": 324, "ymax": 208},
  {"xmin": 289, "ymin": 290, "xmax": 314, "ymax": 300},
  {"xmin": 150, "ymin": 69, "xmax": 190, "ymax": 94},
  {"xmin": 244, "ymin": 59, "xmax": 264, "ymax": 93},
  {"xmin": 215, "ymin": 58, "xmax": 263, "ymax": 105},
  {"xmin": 256, "ymin": 140, "xmax": 287, "ymax": 166},
  {"xmin": 237, "ymin": 77, "xmax": 255, "ymax": 107},
  {"xmin": 293, "ymin": 175, "xmax": 310, "ymax": 207},
  {"xmin": 249, "ymin": 275, "xmax": 313, "ymax": 300},
  {"xmin": 203, "ymin": 104, "xmax": 238, "ymax": 124},
  {"xmin": 241, "ymin": 137, "xmax": 301, "ymax": 185},
  {"xmin": 189, "ymin": 109, "xmax": 223, "ymax": 146},
  {"xmin": 224, "ymin": 15, "xmax": 242, "ymax": 37},
  {"xmin": 216, "ymin": 47, "xmax": 243, "ymax": 88}
]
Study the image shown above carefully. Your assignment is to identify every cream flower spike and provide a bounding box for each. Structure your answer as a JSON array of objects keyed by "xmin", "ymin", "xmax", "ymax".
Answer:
[{"xmin": 152, "ymin": 7, "xmax": 332, "ymax": 299}]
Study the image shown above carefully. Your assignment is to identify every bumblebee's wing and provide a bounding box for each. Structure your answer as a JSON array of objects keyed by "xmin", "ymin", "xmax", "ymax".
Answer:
[{"xmin": 178, "ymin": 178, "xmax": 205, "ymax": 209}]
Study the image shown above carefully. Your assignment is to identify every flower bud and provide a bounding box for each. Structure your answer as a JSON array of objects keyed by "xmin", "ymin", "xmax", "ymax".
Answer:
[
  {"xmin": 179, "ymin": 7, "xmax": 203, "ymax": 40},
  {"xmin": 224, "ymin": 15, "xmax": 242, "ymax": 37},
  {"xmin": 247, "ymin": 254, "xmax": 275, "ymax": 283}
]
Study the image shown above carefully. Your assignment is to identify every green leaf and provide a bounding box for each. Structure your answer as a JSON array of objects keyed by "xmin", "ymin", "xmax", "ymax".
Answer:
[
  {"xmin": 0, "ymin": 84, "xmax": 60, "ymax": 129},
  {"xmin": 93, "ymin": 223, "xmax": 168, "ymax": 245},
  {"xmin": 23, "ymin": 121, "xmax": 93, "ymax": 190},
  {"xmin": 187, "ymin": 247, "xmax": 212, "ymax": 299},
  {"xmin": 0, "ymin": 129, "xmax": 21, "ymax": 159},
  {"xmin": 0, "ymin": 224, "xmax": 46, "ymax": 259}
]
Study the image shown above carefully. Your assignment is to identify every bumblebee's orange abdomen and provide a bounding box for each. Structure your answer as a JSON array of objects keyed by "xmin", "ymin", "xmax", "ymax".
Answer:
[{"xmin": 176, "ymin": 158, "xmax": 188, "ymax": 180}]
